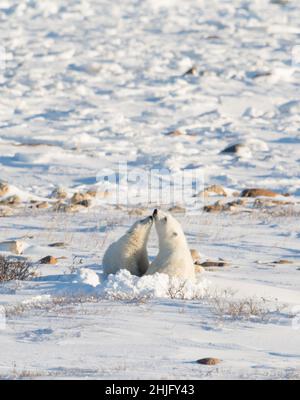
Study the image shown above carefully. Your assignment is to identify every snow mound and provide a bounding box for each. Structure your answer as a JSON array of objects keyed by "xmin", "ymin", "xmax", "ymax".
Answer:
[
  {"xmin": 22, "ymin": 295, "xmax": 51, "ymax": 305},
  {"xmin": 67, "ymin": 133, "xmax": 101, "ymax": 148},
  {"xmin": 0, "ymin": 184, "xmax": 48, "ymax": 203},
  {"xmin": 278, "ymin": 100, "xmax": 300, "ymax": 115},
  {"xmin": 103, "ymin": 270, "xmax": 210, "ymax": 300},
  {"xmin": 67, "ymin": 269, "xmax": 210, "ymax": 300},
  {"xmin": 77, "ymin": 268, "xmax": 100, "ymax": 288},
  {"xmin": 246, "ymin": 138, "xmax": 269, "ymax": 152}
]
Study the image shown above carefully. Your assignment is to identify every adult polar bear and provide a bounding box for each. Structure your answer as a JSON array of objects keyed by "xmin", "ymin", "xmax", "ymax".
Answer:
[
  {"xmin": 146, "ymin": 209, "xmax": 196, "ymax": 280},
  {"xmin": 102, "ymin": 215, "xmax": 153, "ymax": 277}
]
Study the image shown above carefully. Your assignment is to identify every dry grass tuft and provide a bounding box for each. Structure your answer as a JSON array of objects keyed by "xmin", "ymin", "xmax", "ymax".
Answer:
[
  {"xmin": 207, "ymin": 290, "xmax": 287, "ymax": 322},
  {"xmin": 0, "ymin": 256, "xmax": 36, "ymax": 282}
]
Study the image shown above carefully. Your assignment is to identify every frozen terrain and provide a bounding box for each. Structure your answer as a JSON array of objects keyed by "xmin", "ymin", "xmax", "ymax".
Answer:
[{"xmin": 0, "ymin": 0, "xmax": 300, "ymax": 380}]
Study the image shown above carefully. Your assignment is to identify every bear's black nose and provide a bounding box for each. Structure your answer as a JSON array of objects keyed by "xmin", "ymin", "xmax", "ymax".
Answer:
[{"xmin": 153, "ymin": 209, "xmax": 158, "ymax": 217}]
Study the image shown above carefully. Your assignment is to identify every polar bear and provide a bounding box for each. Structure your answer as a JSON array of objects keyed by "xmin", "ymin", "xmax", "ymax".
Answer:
[
  {"xmin": 102, "ymin": 215, "xmax": 153, "ymax": 277},
  {"xmin": 146, "ymin": 209, "xmax": 195, "ymax": 280}
]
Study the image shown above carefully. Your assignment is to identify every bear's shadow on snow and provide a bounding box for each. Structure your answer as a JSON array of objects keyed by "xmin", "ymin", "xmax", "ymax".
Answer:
[
  {"xmin": 33, "ymin": 274, "xmax": 77, "ymax": 283},
  {"xmin": 30, "ymin": 273, "xmax": 100, "ymax": 297}
]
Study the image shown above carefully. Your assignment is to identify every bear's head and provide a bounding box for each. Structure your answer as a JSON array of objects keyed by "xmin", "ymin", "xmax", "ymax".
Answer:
[
  {"xmin": 152, "ymin": 209, "xmax": 185, "ymax": 247},
  {"xmin": 126, "ymin": 215, "xmax": 153, "ymax": 247}
]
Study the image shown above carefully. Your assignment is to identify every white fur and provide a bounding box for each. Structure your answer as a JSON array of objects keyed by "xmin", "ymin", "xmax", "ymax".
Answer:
[
  {"xmin": 102, "ymin": 216, "xmax": 153, "ymax": 277},
  {"xmin": 146, "ymin": 210, "xmax": 195, "ymax": 280}
]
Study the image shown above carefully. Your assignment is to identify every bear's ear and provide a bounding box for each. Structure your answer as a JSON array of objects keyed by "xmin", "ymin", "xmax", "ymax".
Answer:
[
  {"xmin": 172, "ymin": 232, "xmax": 178, "ymax": 237},
  {"xmin": 163, "ymin": 216, "xmax": 167, "ymax": 223}
]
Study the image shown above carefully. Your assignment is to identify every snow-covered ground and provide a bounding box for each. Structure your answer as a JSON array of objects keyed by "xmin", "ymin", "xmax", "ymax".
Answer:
[{"xmin": 0, "ymin": 0, "xmax": 300, "ymax": 380}]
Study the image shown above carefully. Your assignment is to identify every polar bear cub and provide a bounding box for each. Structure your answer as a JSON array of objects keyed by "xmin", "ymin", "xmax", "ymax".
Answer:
[
  {"xmin": 146, "ymin": 209, "xmax": 195, "ymax": 280},
  {"xmin": 102, "ymin": 215, "xmax": 153, "ymax": 277}
]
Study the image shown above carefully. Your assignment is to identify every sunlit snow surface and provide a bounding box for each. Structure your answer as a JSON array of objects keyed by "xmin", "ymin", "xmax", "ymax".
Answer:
[{"xmin": 0, "ymin": 0, "xmax": 300, "ymax": 379}]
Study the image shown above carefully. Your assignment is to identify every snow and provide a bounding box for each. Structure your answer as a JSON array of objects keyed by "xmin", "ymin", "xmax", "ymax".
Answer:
[
  {"xmin": 0, "ymin": 0, "xmax": 300, "ymax": 380},
  {"xmin": 76, "ymin": 268, "xmax": 100, "ymax": 288},
  {"xmin": 101, "ymin": 269, "xmax": 210, "ymax": 300}
]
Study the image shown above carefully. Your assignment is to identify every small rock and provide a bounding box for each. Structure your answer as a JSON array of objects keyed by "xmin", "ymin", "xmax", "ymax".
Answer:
[
  {"xmin": 197, "ymin": 357, "xmax": 221, "ymax": 365},
  {"xmin": 168, "ymin": 205, "xmax": 186, "ymax": 214},
  {"xmin": 165, "ymin": 130, "xmax": 184, "ymax": 137},
  {"xmin": 50, "ymin": 187, "xmax": 68, "ymax": 200},
  {"xmin": 77, "ymin": 199, "xmax": 91, "ymax": 208},
  {"xmin": 53, "ymin": 201, "xmax": 86, "ymax": 213},
  {"xmin": 0, "ymin": 207, "xmax": 14, "ymax": 217},
  {"xmin": 201, "ymin": 185, "xmax": 227, "ymax": 197},
  {"xmin": 271, "ymin": 0, "xmax": 289, "ymax": 5},
  {"xmin": 10, "ymin": 195, "xmax": 21, "ymax": 205},
  {"xmin": 52, "ymin": 201, "xmax": 65, "ymax": 212},
  {"xmin": 225, "ymin": 199, "xmax": 246, "ymax": 209},
  {"xmin": 253, "ymin": 198, "xmax": 293, "ymax": 208},
  {"xmin": 241, "ymin": 188, "xmax": 279, "ymax": 198},
  {"xmin": 87, "ymin": 190, "xmax": 110, "ymax": 199},
  {"xmin": 250, "ymin": 70, "xmax": 272, "ymax": 79},
  {"xmin": 48, "ymin": 242, "xmax": 66, "ymax": 248},
  {"xmin": 39, "ymin": 256, "xmax": 58, "ymax": 265},
  {"xmin": 200, "ymin": 261, "xmax": 228, "ymax": 267},
  {"xmin": 206, "ymin": 35, "xmax": 221, "ymax": 40},
  {"xmin": 183, "ymin": 66, "xmax": 197, "ymax": 76},
  {"xmin": 203, "ymin": 201, "xmax": 223, "ymax": 213},
  {"xmin": 71, "ymin": 192, "xmax": 92, "ymax": 205},
  {"xmin": 204, "ymin": 199, "xmax": 245, "ymax": 213},
  {"xmin": 128, "ymin": 208, "xmax": 148, "ymax": 217},
  {"xmin": 0, "ymin": 240, "xmax": 26, "ymax": 255},
  {"xmin": 221, "ymin": 143, "xmax": 248, "ymax": 155},
  {"xmin": 0, "ymin": 182, "xmax": 9, "ymax": 197},
  {"xmin": 190, "ymin": 249, "xmax": 201, "ymax": 263},
  {"xmin": 35, "ymin": 201, "xmax": 49, "ymax": 209},
  {"xmin": 86, "ymin": 190, "xmax": 97, "ymax": 197},
  {"xmin": 0, "ymin": 195, "xmax": 21, "ymax": 206},
  {"xmin": 273, "ymin": 259, "xmax": 293, "ymax": 265}
]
